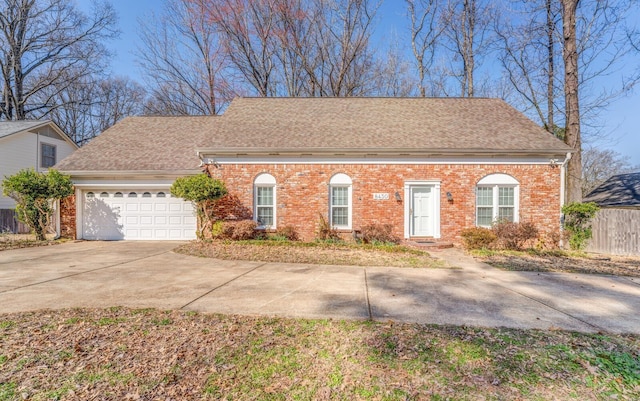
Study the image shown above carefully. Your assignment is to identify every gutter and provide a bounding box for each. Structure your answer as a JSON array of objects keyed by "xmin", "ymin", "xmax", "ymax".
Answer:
[
  {"xmin": 559, "ymin": 152, "xmax": 572, "ymax": 247},
  {"xmin": 197, "ymin": 147, "xmax": 573, "ymax": 158}
]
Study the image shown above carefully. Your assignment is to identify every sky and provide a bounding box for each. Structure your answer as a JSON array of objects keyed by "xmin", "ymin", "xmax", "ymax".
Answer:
[{"xmin": 78, "ymin": 0, "xmax": 640, "ymax": 166}]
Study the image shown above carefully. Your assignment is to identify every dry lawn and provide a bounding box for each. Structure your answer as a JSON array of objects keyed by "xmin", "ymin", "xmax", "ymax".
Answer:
[
  {"xmin": 176, "ymin": 240, "xmax": 447, "ymax": 269},
  {"xmin": 1, "ymin": 308, "xmax": 638, "ymax": 400},
  {"xmin": 0, "ymin": 234, "xmax": 61, "ymax": 252},
  {"xmin": 475, "ymin": 250, "xmax": 640, "ymax": 277}
]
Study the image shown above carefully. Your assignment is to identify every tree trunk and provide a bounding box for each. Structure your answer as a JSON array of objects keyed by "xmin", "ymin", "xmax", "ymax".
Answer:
[{"xmin": 562, "ymin": 0, "xmax": 582, "ymax": 203}]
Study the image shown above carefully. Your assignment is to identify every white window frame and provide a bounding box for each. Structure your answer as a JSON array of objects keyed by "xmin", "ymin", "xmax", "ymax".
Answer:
[
  {"xmin": 329, "ymin": 173, "xmax": 352, "ymax": 229},
  {"xmin": 476, "ymin": 173, "xmax": 520, "ymax": 227},
  {"xmin": 254, "ymin": 173, "xmax": 276, "ymax": 229}
]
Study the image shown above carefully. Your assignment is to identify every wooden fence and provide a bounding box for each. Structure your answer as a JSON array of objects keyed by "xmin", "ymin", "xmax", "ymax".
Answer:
[
  {"xmin": 586, "ymin": 208, "xmax": 640, "ymax": 256},
  {"xmin": 0, "ymin": 209, "xmax": 29, "ymax": 234}
]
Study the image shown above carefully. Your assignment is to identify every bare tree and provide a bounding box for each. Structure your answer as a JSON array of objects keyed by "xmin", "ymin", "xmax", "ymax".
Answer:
[
  {"xmin": 496, "ymin": 0, "xmax": 563, "ymax": 136},
  {"xmin": 189, "ymin": 0, "xmax": 380, "ymax": 97},
  {"xmin": 582, "ymin": 147, "xmax": 639, "ymax": 196},
  {"xmin": 0, "ymin": 0, "xmax": 117, "ymax": 120},
  {"xmin": 561, "ymin": 0, "xmax": 581, "ymax": 203},
  {"xmin": 406, "ymin": 0, "xmax": 442, "ymax": 97},
  {"xmin": 38, "ymin": 76, "xmax": 146, "ymax": 145},
  {"xmin": 138, "ymin": 0, "xmax": 233, "ymax": 115},
  {"xmin": 441, "ymin": 0, "xmax": 495, "ymax": 97},
  {"xmin": 370, "ymin": 38, "xmax": 417, "ymax": 97}
]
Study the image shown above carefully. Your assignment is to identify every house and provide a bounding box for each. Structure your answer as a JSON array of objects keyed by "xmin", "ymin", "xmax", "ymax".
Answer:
[
  {"xmin": 56, "ymin": 97, "xmax": 573, "ymax": 243},
  {"xmin": 583, "ymin": 172, "xmax": 640, "ymax": 256},
  {"xmin": 0, "ymin": 120, "xmax": 78, "ymax": 233},
  {"xmin": 583, "ymin": 172, "xmax": 640, "ymax": 208}
]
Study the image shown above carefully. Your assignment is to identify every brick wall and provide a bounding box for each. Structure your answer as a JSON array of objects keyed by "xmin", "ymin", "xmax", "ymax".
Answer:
[
  {"xmin": 205, "ymin": 163, "xmax": 562, "ymax": 243},
  {"xmin": 59, "ymin": 195, "xmax": 76, "ymax": 239}
]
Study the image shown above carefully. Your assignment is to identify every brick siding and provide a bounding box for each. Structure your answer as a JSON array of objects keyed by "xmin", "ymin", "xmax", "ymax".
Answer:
[
  {"xmin": 59, "ymin": 195, "xmax": 76, "ymax": 239},
  {"xmin": 205, "ymin": 163, "xmax": 562, "ymax": 243}
]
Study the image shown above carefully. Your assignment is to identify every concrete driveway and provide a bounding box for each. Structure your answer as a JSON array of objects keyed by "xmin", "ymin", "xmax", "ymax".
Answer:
[{"xmin": 1, "ymin": 241, "xmax": 639, "ymax": 334}]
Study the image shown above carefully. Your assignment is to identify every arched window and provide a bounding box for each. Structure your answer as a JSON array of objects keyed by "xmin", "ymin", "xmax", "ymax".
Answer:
[
  {"xmin": 142, "ymin": 192, "xmax": 152, "ymax": 198},
  {"xmin": 86, "ymin": 192, "xmax": 95, "ymax": 198},
  {"xmin": 329, "ymin": 173, "xmax": 352, "ymax": 229},
  {"xmin": 254, "ymin": 173, "xmax": 276, "ymax": 228},
  {"xmin": 100, "ymin": 192, "xmax": 109, "ymax": 198},
  {"xmin": 114, "ymin": 192, "xmax": 123, "ymax": 198},
  {"xmin": 476, "ymin": 173, "xmax": 520, "ymax": 227},
  {"xmin": 157, "ymin": 192, "xmax": 166, "ymax": 198},
  {"xmin": 128, "ymin": 192, "xmax": 137, "ymax": 198}
]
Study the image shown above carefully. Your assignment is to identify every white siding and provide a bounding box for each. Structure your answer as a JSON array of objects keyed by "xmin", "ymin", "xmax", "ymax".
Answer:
[{"xmin": 0, "ymin": 129, "xmax": 76, "ymax": 209}]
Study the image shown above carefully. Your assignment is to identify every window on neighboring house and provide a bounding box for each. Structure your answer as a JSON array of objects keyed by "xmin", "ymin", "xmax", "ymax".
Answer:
[
  {"xmin": 476, "ymin": 173, "xmax": 519, "ymax": 227},
  {"xmin": 329, "ymin": 173, "xmax": 352, "ymax": 229},
  {"xmin": 254, "ymin": 173, "xmax": 276, "ymax": 228},
  {"xmin": 41, "ymin": 143, "xmax": 56, "ymax": 168}
]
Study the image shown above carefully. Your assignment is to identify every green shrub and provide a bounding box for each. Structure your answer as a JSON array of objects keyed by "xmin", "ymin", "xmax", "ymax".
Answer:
[
  {"xmin": 360, "ymin": 223, "xmax": 400, "ymax": 244},
  {"xmin": 492, "ymin": 221, "xmax": 539, "ymax": 250},
  {"xmin": 170, "ymin": 174, "xmax": 227, "ymax": 239},
  {"xmin": 2, "ymin": 169, "xmax": 73, "ymax": 240},
  {"xmin": 562, "ymin": 202, "xmax": 599, "ymax": 250},
  {"xmin": 460, "ymin": 227, "xmax": 496, "ymax": 250}
]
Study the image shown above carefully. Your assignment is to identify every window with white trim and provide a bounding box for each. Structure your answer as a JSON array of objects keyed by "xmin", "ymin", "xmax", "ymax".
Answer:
[
  {"xmin": 41, "ymin": 143, "xmax": 56, "ymax": 168},
  {"xmin": 476, "ymin": 173, "xmax": 519, "ymax": 227},
  {"xmin": 329, "ymin": 173, "xmax": 352, "ymax": 229},
  {"xmin": 254, "ymin": 173, "xmax": 276, "ymax": 228}
]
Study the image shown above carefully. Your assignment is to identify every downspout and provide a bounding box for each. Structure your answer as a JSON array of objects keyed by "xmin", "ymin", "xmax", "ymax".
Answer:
[{"xmin": 559, "ymin": 152, "xmax": 572, "ymax": 247}]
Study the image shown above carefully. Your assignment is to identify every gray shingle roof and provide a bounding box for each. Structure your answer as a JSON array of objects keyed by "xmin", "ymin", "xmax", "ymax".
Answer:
[
  {"xmin": 0, "ymin": 120, "xmax": 54, "ymax": 139},
  {"xmin": 200, "ymin": 97, "xmax": 572, "ymax": 154},
  {"xmin": 583, "ymin": 172, "xmax": 640, "ymax": 207},
  {"xmin": 57, "ymin": 97, "xmax": 573, "ymax": 174},
  {"xmin": 56, "ymin": 116, "xmax": 216, "ymax": 172}
]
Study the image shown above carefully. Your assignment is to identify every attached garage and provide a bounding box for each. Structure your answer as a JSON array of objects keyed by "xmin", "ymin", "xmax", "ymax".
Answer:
[{"xmin": 80, "ymin": 189, "xmax": 196, "ymax": 240}]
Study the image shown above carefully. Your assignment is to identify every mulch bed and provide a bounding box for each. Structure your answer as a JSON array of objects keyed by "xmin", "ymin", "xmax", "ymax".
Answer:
[{"xmin": 176, "ymin": 240, "xmax": 447, "ymax": 268}]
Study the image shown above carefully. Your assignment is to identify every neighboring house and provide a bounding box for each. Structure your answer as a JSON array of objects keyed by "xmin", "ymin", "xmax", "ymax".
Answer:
[
  {"xmin": 56, "ymin": 97, "xmax": 573, "ymax": 243},
  {"xmin": 0, "ymin": 121, "xmax": 78, "ymax": 233},
  {"xmin": 583, "ymin": 172, "xmax": 640, "ymax": 256}
]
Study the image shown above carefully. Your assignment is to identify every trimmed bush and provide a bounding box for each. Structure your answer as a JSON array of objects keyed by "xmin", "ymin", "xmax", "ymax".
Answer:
[
  {"xmin": 460, "ymin": 227, "xmax": 496, "ymax": 250},
  {"xmin": 360, "ymin": 223, "xmax": 400, "ymax": 244},
  {"xmin": 492, "ymin": 221, "xmax": 539, "ymax": 250}
]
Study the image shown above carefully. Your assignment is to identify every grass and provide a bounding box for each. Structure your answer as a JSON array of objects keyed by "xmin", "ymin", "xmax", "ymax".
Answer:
[
  {"xmin": 176, "ymin": 239, "xmax": 448, "ymax": 268},
  {"xmin": 0, "ymin": 308, "xmax": 639, "ymax": 400}
]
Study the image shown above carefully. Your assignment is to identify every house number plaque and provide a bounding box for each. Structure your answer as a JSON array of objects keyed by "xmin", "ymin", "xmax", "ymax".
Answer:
[{"xmin": 373, "ymin": 193, "xmax": 390, "ymax": 200}]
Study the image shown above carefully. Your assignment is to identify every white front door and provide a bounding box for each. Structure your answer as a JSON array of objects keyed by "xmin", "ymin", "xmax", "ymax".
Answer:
[{"xmin": 411, "ymin": 186, "xmax": 434, "ymax": 237}]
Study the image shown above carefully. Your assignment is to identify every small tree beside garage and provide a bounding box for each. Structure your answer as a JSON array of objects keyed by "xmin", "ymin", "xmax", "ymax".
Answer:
[
  {"xmin": 170, "ymin": 174, "xmax": 227, "ymax": 239},
  {"xmin": 2, "ymin": 169, "xmax": 74, "ymax": 241}
]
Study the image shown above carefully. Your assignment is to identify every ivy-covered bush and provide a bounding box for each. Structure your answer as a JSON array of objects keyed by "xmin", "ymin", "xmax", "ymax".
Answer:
[
  {"xmin": 460, "ymin": 227, "xmax": 496, "ymax": 250},
  {"xmin": 562, "ymin": 202, "xmax": 599, "ymax": 250},
  {"xmin": 2, "ymin": 169, "xmax": 73, "ymax": 240}
]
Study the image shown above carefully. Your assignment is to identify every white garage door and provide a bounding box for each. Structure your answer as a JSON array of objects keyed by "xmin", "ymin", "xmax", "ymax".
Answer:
[{"xmin": 82, "ymin": 190, "xmax": 197, "ymax": 240}]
